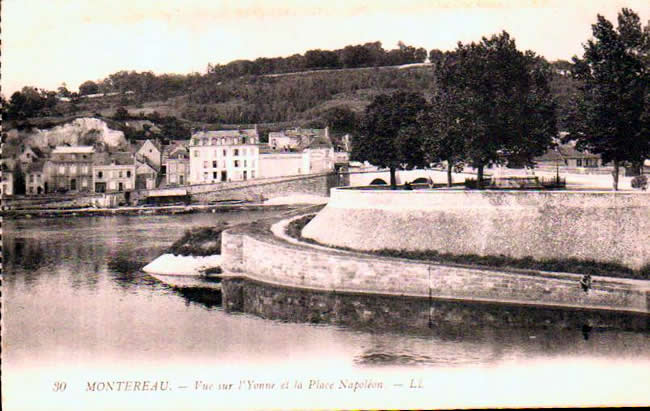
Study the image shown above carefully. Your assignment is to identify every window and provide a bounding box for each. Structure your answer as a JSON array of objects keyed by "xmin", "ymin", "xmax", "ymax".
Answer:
[
  {"xmin": 213, "ymin": 172, "xmax": 217, "ymax": 179},
  {"xmin": 119, "ymin": 171, "xmax": 123, "ymax": 178},
  {"xmin": 234, "ymin": 149, "xmax": 239, "ymax": 156},
  {"xmin": 81, "ymin": 166, "xmax": 88, "ymax": 174},
  {"xmin": 244, "ymin": 160, "xmax": 247, "ymax": 167},
  {"xmin": 251, "ymin": 171, "xmax": 255, "ymax": 178},
  {"xmin": 242, "ymin": 148, "xmax": 247, "ymax": 156},
  {"xmin": 98, "ymin": 171, "xmax": 103, "ymax": 178},
  {"xmin": 127, "ymin": 170, "xmax": 131, "ymax": 178},
  {"xmin": 194, "ymin": 150, "xmax": 199, "ymax": 158},
  {"xmin": 222, "ymin": 160, "xmax": 226, "ymax": 168},
  {"xmin": 204, "ymin": 161, "xmax": 208, "ymax": 168},
  {"xmin": 29, "ymin": 175, "xmax": 34, "ymax": 183},
  {"xmin": 59, "ymin": 166, "xmax": 65, "ymax": 175},
  {"xmin": 70, "ymin": 165, "xmax": 77, "ymax": 175},
  {"xmin": 212, "ymin": 161, "xmax": 217, "ymax": 168},
  {"xmin": 234, "ymin": 160, "xmax": 240, "ymax": 168},
  {"xmin": 82, "ymin": 179, "xmax": 88, "ymax": 188},
  {"xmin": 223, "ymin": 149, "xmax": 227, "ymax": 156},
  {"xmin": 214, "ymin": 150, "xmax": 217, "ymax": 158},
  {"xmin": 576, "ymin": 159, "xmax": 582, "ymax": 167},
  {"xmin": 203, "ymin": 172, "xmax": 208, "ymax": 180}
]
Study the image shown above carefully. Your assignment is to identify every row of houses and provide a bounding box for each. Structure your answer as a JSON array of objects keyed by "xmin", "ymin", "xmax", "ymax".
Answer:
[
  {"xmin": 1, "ymin": 126, "xmax": 350, "ymax": 197},
  {"xmin": 1, "ymin": 140, "xmax": 164, "ymax": 196}
]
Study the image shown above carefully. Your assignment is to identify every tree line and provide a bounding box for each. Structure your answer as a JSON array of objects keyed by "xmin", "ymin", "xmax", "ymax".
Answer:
[{"xmin": 352, "ymin": 9, "xmax": 649, "ymax": 190}]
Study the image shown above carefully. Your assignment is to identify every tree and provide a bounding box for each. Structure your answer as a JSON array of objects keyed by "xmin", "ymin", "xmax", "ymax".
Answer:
[
  {"xmin": 436, "ymin": 31, "xmax": 557, "ymax": 187},
  {"xmin": 416, "ymin": 90, "xmax": 467, "ymax": 187},
  {"xmin": 57, "ymin": 83, "xmax": 71, "ymax": 98},
  {"xmin": 567, "ymin": 8, "xmax": 649, "ymax": 190},
  {"xmin": 79, "ymin": 80, "xmax": 99, "ymax": 96},
  {"xmin": 351, "ymin": 91, "xmax": 427, "ymax": 189}
]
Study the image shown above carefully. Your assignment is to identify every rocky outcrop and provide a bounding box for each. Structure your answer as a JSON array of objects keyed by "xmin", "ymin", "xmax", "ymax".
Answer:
[{"xmin": 8, "ymin": 117, "xmax": 127, "ymax": 148}]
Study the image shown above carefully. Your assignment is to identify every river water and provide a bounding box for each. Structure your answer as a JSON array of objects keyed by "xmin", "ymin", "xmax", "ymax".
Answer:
[{"xmin": 2, "ymin": 211, "xmax": 649, "ymax": 410}]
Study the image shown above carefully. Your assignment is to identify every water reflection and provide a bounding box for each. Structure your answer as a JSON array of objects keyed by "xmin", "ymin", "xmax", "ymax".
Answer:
[{"xmin": 3, "ymin": 212, "xmax": 649, "ymax": 376}]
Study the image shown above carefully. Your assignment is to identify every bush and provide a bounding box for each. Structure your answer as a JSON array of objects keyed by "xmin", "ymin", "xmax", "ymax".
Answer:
[
  {"xmin": 286, "ymin": 215, "xmax": 315, "ymax": 239},
  {"xmin": 167, "ymin": 222, "xmax": 228, "ymax": 256},
  {"xmin": 631, "ymin": 175, "xmax": 648, "ymax": 190}
]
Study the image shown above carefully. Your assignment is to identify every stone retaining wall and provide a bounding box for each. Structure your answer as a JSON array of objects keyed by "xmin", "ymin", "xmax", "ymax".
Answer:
[
  {"xmin": 302, "ymin": 188, "xmax": 650, "ymax": 270},
  {"xmin": 221, "ymin": 278, "xmax": 648, "ymax": 331},
  {"xmin": 192, "ymin": 173, "xmax": 336, "ymax": 203},
  {"xmin": 220, "ymin": 226, "xmax": 650, "ymax": 317}
]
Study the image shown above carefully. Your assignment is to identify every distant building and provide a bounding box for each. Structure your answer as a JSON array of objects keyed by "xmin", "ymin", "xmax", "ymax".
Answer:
[
  {"xmin": 135, "ymin": 139, "xmax": 162, "ymax": 171},
  {"xmin": 92, "ymin": 152, "xmax": 136, "ymax": 193},
  {"xmin": 17, "ymin": 144, "xmax": 44, "ymax": 167},
  {"xmin": 188, "ymin": 129, "xmax": 260, "ymax": 184},
  {"xmin": 163, "ymin": 144, "xmax": 190, "ymax": 186},
  {"xmin": 258, "ymin": 127, "xmax": 344, "ymax": 178},
  {"xmin": 268, "ymin": 127, "xmax": 330, "ymax": 152},
  {"xmin": 135, "ymin": 160, "xmax": 158, "ymax": 190},
  {"xmin": 46, "ymin": 146, "xmax": 95, "ymax": 193},
  {"xmin": 25, "ymin": 161, "xmax": 46, "ymax": 195},
  {"xmin": 535, "ymin": 142, "xmax": 604, "ymax": 172},
  {"xmin": 1, "ymin": 168, "xmax": 14, "ymax": 197}
]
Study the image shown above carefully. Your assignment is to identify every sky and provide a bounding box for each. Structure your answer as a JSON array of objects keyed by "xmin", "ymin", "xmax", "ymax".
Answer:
[{"xmin": 2, "ymin": 0, "xmax": 649, "ymax": 96}]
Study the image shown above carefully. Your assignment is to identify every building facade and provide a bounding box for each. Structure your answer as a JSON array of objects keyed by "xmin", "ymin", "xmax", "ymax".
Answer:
[
  {"xmin": 1, "ymin": 169, "xmax": 14, "ymax": 197},
  {"xmin": 135, "ymin": 160, "xmax": 158, "ymax": 190},
  {"xmin": 188, "ymin": 129, "xmax": 260, "ymax": 184},
  {"xmin": 25, "ymin": 161, "xmax": 46, "ymax": 195},
  {"xmin": 163, "ymin": 145, "xmax": 190, "ymax": 186},
  {"xmin": 92, "ymin": 152, "xmax": 136, "ymax": 193},
  {"xmin": 45, "ymin": 146, "xmax": 95, "ymax": 193}
]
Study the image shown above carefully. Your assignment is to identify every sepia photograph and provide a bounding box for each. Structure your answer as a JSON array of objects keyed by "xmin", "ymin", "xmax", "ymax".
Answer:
[{"xmin": 1, "ymin": 0, "xmax": 649, "ymax": 409}]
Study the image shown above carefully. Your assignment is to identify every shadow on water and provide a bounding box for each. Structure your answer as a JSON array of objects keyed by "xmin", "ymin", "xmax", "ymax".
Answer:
[
  {"xmin": 173, "ymin": 287, "xmax": 223, "ymax": 310},
  {"xmin": 106, "ymin": 253, "xmax": 159, "ymax": 289}
]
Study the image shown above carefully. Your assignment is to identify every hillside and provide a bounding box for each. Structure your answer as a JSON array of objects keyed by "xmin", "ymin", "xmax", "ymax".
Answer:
[{"xmin": 2, "ymin": 62, "xmax": 578, "ymax": 145}]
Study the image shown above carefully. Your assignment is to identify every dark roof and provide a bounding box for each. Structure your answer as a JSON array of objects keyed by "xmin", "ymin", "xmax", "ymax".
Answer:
[
  {"xmin": 137, "ymin": 156, "xmax": 160, "ymax": 173},
  {"xmin": 535, "ymin": 143, "xmax": 600, "ymax": 162},
  {"xmin": 29, "ymin": 145, "xmax": 44, "ymax": 158},
  {"xmin": 94, "ymin": 152, "xmax": 135, "ymax": 166},
  {"xmin": 558, "ymin": 144, "xmax": 600, "ymax": 159},
  {"xmin": 27, "ymin": 160, "xmax": 46, "ymax": 173}
]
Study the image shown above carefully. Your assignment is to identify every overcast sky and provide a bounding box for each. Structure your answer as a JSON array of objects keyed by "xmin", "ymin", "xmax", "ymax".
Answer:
[{"xmin": 2, "ymin": 0, "xmax": 649, "ymax": 96}]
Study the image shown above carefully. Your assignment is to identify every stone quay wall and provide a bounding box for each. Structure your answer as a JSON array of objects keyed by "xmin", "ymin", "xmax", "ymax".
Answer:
[
  {"xmin": 220, "ymin": 224, "xmax": 650, "ymax": 320},
  {"xmin": 302, "ymin": 188, "xmax": 650, "ymax": 270},
  {"xmin": 191, "ymin": 173, "xmax": 336, "ymax": 203},
  {"xmin": 221, "ymin": 278, "xmax": 648, "ymax": 331},
  {"xmin": 3, "ymin": 192, "xmax": 126, "ymax": 210}
]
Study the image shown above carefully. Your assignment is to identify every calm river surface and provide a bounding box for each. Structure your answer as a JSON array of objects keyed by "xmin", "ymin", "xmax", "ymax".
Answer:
[{"xmin": 3, "ymin": 211, "xmax": 649, "ymax": 410}]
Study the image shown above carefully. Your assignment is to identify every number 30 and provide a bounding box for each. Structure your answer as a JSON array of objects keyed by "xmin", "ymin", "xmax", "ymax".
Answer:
[{"xmin": 52, "ymin": 381, "xmax": 67, "ymax": 392}]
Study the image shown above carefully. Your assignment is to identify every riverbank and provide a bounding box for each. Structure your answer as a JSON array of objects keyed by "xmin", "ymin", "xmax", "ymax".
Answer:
[{"xmin": 0, "ymin": 201, "xmax": 322, "ymax": 220}]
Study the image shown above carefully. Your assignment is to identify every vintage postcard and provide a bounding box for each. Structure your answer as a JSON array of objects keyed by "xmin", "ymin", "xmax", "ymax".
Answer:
[{"xmin": 2, "ymin": 0, "xmax": 649, "ymax": 410}]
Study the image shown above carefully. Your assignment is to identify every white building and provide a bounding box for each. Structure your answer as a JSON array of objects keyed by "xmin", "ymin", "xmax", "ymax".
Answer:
[{"xmin": 188, "ymin": 129, "xmax": 260, "ymax": 184}]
